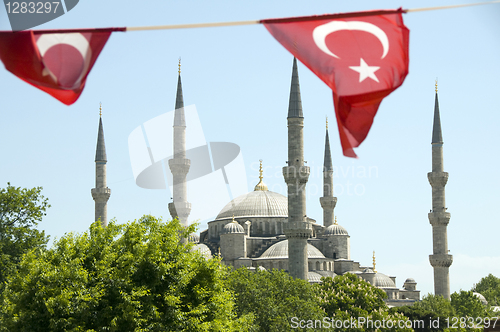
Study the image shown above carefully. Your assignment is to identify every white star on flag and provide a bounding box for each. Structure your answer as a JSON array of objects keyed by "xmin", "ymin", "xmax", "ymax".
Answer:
[{"xmin": 349, "ymin": 58, "xmax": 380, "ymax": 83}]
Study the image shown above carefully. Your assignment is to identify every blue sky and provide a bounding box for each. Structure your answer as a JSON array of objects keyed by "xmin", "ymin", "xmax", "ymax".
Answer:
[{"xmin": 1, "ymin": 0, "xmax": 499, "ymax": 298}]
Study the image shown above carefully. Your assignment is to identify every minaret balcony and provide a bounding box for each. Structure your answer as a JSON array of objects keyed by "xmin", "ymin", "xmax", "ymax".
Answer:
[
  {"xmin": 427, "ymin": 172, "xmax": 449, "ymax": 187},
  {"xmin": 428, "ymin": 211, "xmax": 451, "ymax": 226},
  {"xmin": 168, "ymin": 201, "xmax": 192, "ymax": 221},
  {"xmin": 429, "ymin": 254, "xmax": 453, "ymax": 268},
  {"xmin": 283, "ymin": 166, "xmax": 310, "ymax": 184},
  {"xmin": 168, "ymin": 158, "xmax": 191, "ymax": 176},
  {"xmin": 284, "ymin": 226, "xmax": 312, "ymax": 239},
  {"xmin": 91, "ymin": 187, "xmax": 111, "ymax": 201},
  {"xmin": 320, "ymin": 196, "xmax": 337, "ymax": 209}
]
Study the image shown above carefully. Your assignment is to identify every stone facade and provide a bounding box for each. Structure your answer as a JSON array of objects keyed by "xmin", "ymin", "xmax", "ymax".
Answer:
[{"xmin": 187, "ymin": 59, "xmax": 420, "ymax": 305}]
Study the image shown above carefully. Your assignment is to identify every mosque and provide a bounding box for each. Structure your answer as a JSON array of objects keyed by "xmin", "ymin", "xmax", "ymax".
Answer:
[{"xmin": 90, "ymin": 58, "xmax": 463, "ymax": 307}]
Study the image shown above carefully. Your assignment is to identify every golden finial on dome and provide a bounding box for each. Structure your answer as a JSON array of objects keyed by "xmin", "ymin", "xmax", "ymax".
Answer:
[
  {"xmin": 178, "ymin": 57, "xmax": 181, "ymax": 75},
  {"xmin": 232, "ymin": 214, "xmax": 236, "ymax": 223},
  {"xmin": 373, "ymin": 251, "xmax": 377, "ymax": 272},
  {"xmin": 99, "ymin": 102, "xmax": 102, "ymax": 117},
  {"xmin": 334, "ymin": 216, "xmax": 338, "ymax": 225},
  {"xmin": 254, "ymin": 159, "xmax": 268, "ymax": 191},
  {"xmin": 435, "ymin": 79, "xmax": 438, "ymax": 93}
]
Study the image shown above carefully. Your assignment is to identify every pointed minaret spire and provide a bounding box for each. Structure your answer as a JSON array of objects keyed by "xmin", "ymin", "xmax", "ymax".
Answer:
[
  {"xmin": 428, "ymin": 83, "xmax": 452, "ymax": 300},
  {"xmin": 174, "ymin": 58, "xmax": 185, "ymax": 126},
  {"xmin": 91, "ymin": 104, "xmax": 111, "ymax": 227},
  {"xmin": 169, "ymin": 60, "xmax": 191, "ymax": 238},
  {"xmin": 324, "ymin": 117, "xmax": 332, "ymax": 172},
  {"xmin": 95, "ymin": 103, "xmax": 107, "ymax": 162},
  {"xmin": 432, "ymin": 81, "xmax": 443, "ymax": 144},
  {"xmin": 288, "ymin": 57, "xmax": 303, "ymax": 118},
  {"xmin": 283, "ymin": 57, "xmax": 311, "ymax": 280},
  {"xmin": 320, "ymin": 117, "xmax": 337, "ymax": 227}
]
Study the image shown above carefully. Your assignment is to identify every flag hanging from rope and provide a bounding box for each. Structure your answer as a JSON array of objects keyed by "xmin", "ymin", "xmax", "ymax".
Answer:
[
  {"xmin": 0, "ymin": 28, "xmax": 123, "ymax": 105},
  {"xmin": 262, "ymin": 9, "xmax": 410, "ymax": 157}
]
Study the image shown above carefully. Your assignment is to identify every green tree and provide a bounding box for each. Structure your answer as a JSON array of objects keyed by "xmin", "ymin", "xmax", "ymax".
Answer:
[
  {"xmin": 450, "ymin": 290, "xmax": 492, "ymax": 331},
  {"xmin": 316, "ymin": 273, "xmax": 413, "ymax": 331},
  {"xmin": 391, "ymin": 294, "xmax": 454, "ymax": 332},
  {"xmin": 228, "ymin": 267, "xmax": 323, "ymax": 332},
  {"xmin": 473, "ymin": 274, "xmax": 500, "ymax": 306},
  {"xmin": 393, "ymin": 292, "xmax": 493, "ymax": 332},
  {"xmin": 0, "ymin": 183, "xmax": 49, "ymax": 291},
  {"xmin": 0, "ymin": 216, "xmax": 252, "ymax": 331}
]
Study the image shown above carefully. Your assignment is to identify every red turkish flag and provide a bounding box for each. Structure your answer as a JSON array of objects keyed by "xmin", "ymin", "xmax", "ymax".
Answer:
[
  {"xmin": 0, "ymin": 28, "xmax": 122, "ymax": 105},
  {"xmin": 262, "ymin": 9, "xmax": 409, "ymax": 157}
]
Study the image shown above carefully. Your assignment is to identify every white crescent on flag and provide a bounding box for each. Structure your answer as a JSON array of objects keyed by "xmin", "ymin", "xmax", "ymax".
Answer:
[
  {"xmin": 36, "ymin": 33, "xmax": 92, "ymax": 89},
  {"xmin": 312, "ymin": 21, "xmax": 390, "ymax": 59}
]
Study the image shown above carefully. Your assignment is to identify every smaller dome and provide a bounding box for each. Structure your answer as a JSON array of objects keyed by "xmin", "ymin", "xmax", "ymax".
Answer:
[
  {"xmin": 259, "ymin": 240, "xmax": 325, "ymax": 259},
  {"xmin": 324, "ymin": 218, "xmax": 348, "ymax": 236},
  {"xmin": 363, "ymin": 268, "xmax": 375, "ymax": 273},
  {"xmin": 404, "ymin": 278, "xmax": 416, "ymax": 283},
  {"xmin": 223, "ymin": 220, "xmax": 245, "ymax": 234},
  {"xmin": 315, "ymin": 270, "xmax": 337, "ymax": 278},
  {"xmin": 308, "ymin": 271, "xmax": 323, "ymax": 283},
  {"xmin": 372, "ymin": 273, "xmax": 396, "ymax": 288},
  {"xmin": 473, "ymin": 292, "xmax": 488, "ymax": 306},
  {"xmin": 192, "ymin": 243, "xmax": 212, "ymax": 260}
]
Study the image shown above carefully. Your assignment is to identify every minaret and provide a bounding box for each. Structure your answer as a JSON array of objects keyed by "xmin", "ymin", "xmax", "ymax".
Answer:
[
  {"xmin": 320, "ymin": 117, "xmax": 337, "ymax": 228},
  {"xmin": 91, "ymin": 104, "xmax": 111, "ymax": 227},
  {"xmin": 283, "ymin": 58, "xmax": 312, "ymax": 280},
  {"xmin": 168, "ymin": 60, "xmax": 192, "ymax": 231},
  {"xmin": 428, "ymin": 82, "xmax": 452, "ymax": 299}
]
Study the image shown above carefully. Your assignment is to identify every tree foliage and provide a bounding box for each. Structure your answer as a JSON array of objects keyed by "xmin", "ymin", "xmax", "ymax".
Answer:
[
  {"xmin": 391, "ymin": 294, "xmax": 454, "ymax": 332},
  {"xmin": 0, "ymin": 216, "xmax": 252, "ymax": 331},
  {"xmin": 228, "ymin": 267, "xmax": 323, "ymax": 332},
  {"xmin": 0, "ymin": 183, "xmax": 49, "ymax": 290},
  {"xmin": 317, "ymin": 273, "xmax": 413, "ymax": 331},
  {"xmin": 392, "ymin": 291, "xmax": 493, "ymax": 332},
  {"xmin": 451, "ymin": 290, "xmax": 491, "ymax": 323},
  {"xmin": 473, "ymin": 274, "xmax": 500, "ymax": 306}
]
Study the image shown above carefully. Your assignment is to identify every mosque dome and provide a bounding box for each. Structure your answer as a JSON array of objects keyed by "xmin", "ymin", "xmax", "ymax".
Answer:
[
  {"xmin": 259, "ymin": 240, "xmax": 325, "ymax": 259},
  {"xmin": 324, "ymin": 217, "xmax": 348, "ymax": 236},
  {"xmin": 324, "ymin": 224, "xmax": 348, "ymax": 236},
  {"xmin": 216, "ymin": 160, "xmax": 288, "ymax": 220},
  {"xmin": 222, "ymin": 219, "xmax": 245, "ymax": 234},
  {"xmin": 404, "ymin": 278, "xmax": 416, "ymax": 283},
  {"xmin": 372, "ymin": 273, "xmax": 397, "ymax": 288},
  {"xmin": 308, "ymin": 271, "xmax": 324, "ymax": 283},
  {"xmin": 473, "ymin": 292, "xmax": 488, "ymax": 305},
  {"xmin": 217, "ymin": 191, "xmax": 288, "ymax": 219},
  {"xmin": 192, "ymin": 243, "xmax": 212, "ymax": 260},
  {"xmin": 315, "ymin": 270, "xmax": 337, "ymax": 278}
]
